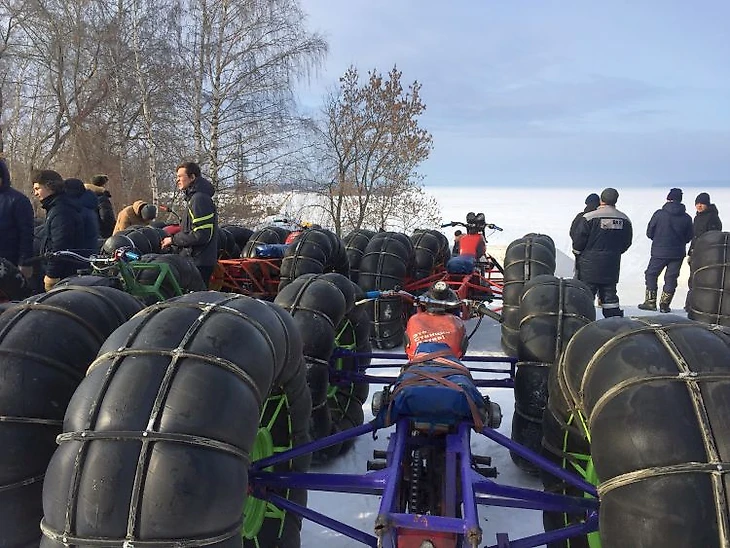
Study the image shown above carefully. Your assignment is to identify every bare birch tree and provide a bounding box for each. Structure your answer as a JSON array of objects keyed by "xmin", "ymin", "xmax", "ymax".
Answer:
[
  {"xmin": 316, "ymin": 65, "xmax": 436, "ymax": 235},
  {"xmin": 173, "ymin": 0, "xmax": 327, "ymax": 191}
]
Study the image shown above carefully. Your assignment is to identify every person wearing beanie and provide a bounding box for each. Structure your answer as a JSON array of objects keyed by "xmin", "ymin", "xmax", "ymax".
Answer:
[
  {"xmin": 571, "ymin": 187, "xmax": 633, "ymax": 317},
  {"xmin": 113, "ymin": 200, "xmax": 157, "ymax": 234},
  {"xmin": 32, "ymin": 169, "xmax": 83, "ymax": 291},
  {"xmin": 685, "ymin": 192, "xmax": 723, "ymax": 312},
  {"xmin": 65, "ymin": 178, "xmax": 100, "ymax": 256},
  {"xmin": 569, "ymin": 193, "xmax": 601, "ymax": 279},
  {"xmin": 0, "ymin": 158, "xmax": 34, "ymax": 279},
  {"xmin": 689, "ymin": 192, "xmax": 722, "ymax": 255},
  {"xmin": 86, "ymin": 174, "xmax": 116, "ymax": 238},
  {"xmin": 637, "ymin": 188, "xmax": 693, "ymax": 313},
  {"xmin": 666, "ymin": 187, "xmax": 683, "ymax": 203}
]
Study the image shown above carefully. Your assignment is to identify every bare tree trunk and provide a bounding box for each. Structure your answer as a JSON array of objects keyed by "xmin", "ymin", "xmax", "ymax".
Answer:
[{"xmin": 131, "ymin": 0, "xmax": 160, "ymax": 203}]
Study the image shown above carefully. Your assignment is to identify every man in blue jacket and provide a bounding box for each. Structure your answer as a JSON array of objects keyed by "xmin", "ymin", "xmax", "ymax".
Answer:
[
  {"xmin": 638, "ymin": 188, "xmax": 693, "ymax": 312},
  {"xmin": 0, "ymin": 158, "xmax": 34, "ymax": 278}
]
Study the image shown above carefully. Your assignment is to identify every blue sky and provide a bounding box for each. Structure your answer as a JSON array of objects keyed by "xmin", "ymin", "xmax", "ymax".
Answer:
[{"xmin": 296, "ymin": 1, "xmax": 730, "ymax": 188}]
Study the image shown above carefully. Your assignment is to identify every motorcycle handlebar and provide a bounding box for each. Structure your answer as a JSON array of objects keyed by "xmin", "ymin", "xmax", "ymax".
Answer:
[
  {"xmin": 357, "ymin": 289, "xmax": 502, "ymax": 322},
  {"xmin": 38, "ymin": 248, "xmax": 141, "ymax": 265},
  {"xmin": 440, "ymin": 221, "xmax": 503, "ymax": 232}
]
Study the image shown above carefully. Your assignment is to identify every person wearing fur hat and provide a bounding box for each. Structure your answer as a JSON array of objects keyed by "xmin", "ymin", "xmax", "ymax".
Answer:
[
  {"xmin": 113, "ymin": 200, "xmax": 157, "ymax": 234},
  {"xmin": 571, "ymin": 187, "xmax": 633, "ymax": 317},
  {"xmin": 637, "ymin": 188, "xmax": 693, "ymax": 313},
  {"xmin": 0, "ymin": 158, "xmax": 34, "ymax": 279},
  {"xmin": 85, "ymin": 174, "xmax": 116, "ymax": 237},
  {"xmin": 32, "ymin": 169, "xmax": 83, "ymax": 291}
]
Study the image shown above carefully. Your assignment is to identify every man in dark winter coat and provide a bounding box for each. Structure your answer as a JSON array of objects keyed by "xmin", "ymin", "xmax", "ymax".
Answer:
[
  {"xmin": 65, "ymin": 178, "xmax": 100, "ymax": 256},
  {"xmin": 0, "ymin": 158, "xmax": 34, "ymax": 278},
  {"xmin": 86, "ymin": 174, "xmax": 116, "ymax": 238},
  {"xmin": 32, "ymin": 170, "xmax": 83, "ymax": 291},
  {"xmin": 570, "ymin": 193, "xmax": 600, "ymax": 278},
  {"xmin": 689, "ymin": 192, "xmax": 722, "ymax": 256},
  {"xmin": 161, "ymin": 161, "xmax": 218, "ymax": 286},
  {"xmin": 685, "ymin": 192, "xmax": 723, "ymax": 312},
  {"xmin": 638, "ymin": 188, "xmax": 693, "ymax": 313},
  {"xmin": 571, "ymin": 187, "xmax": 633, "ymax": 317}
]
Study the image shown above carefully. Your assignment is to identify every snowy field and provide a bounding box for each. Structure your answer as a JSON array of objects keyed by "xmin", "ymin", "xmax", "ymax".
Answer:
[{"xmin": 299, "ymin": 185, "xmax": 730, "ymax": 547}]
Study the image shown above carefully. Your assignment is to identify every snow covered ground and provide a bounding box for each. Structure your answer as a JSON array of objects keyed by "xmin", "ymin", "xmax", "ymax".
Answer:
[{"xmin": 299, "ymin": 185, "xmax": 730, "ymax": 547}]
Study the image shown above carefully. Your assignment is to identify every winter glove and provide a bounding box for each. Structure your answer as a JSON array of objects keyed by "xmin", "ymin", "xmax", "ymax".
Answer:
[
  {"xmin": 44, "ymin": 276, "xmax": 60, "ymax": 292},
  {"xmin": 19, "ymin": 266, "xmax": 33, "ymax": 279}
]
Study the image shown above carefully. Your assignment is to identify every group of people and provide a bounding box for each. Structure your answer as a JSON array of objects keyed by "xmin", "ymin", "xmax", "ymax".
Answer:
[
  {"xmin": 0, "ymin": 159, "xmax": 219, "ymax": 293},
  {"xmin": 570, "ymin": 187, "xmax": 722, "ymax": 317}
]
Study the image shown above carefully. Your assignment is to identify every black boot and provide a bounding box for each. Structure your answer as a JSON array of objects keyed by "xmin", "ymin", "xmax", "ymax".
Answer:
[
  {"xmin": 659, "ymin": 291, "xmax": 674, "ymax": 313},
  {"xmin": 602, "ymin": 307, "xmax": 624, "ymax": 318},
  {"xmin": 637, "ymin": 289, "xmax": 657, "ymax": 311}
]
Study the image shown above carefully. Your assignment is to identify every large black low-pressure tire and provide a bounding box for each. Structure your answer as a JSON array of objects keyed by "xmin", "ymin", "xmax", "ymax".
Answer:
[
  {"xmin": 242, "ymin": 226, "xmax": 291, "ymax": 258},
  {"xmin": 500, "ymin": 234, "xmax": 556, "ymax": 356},
  {"xmin": 0, "ymin": 287, "xmax": 142, "ymax": 547},
  {"xmin": 218, "ymin": 226, "xmax": 242, "ymax": 259},
  {"xmin": 275, "ymin": 273, "xmax": 368, "ymax": 461},
  {"xmin": 275, "ymin": 275, "xmax": 348, "ymax": 444},
  {"xmin": 343, "ymin": 229, "xmax": 375, "ymax": 285},
  {"xmin": 359, "ymin": 232, "xmax": 415, "ymax": 349},
  {"xmin": 279, "ymin": 228, "xmax": 350, "ymax": 291},
  {"xmin": 688, "ymin": 231, "xmax": 730, "ymax": 326},
  {"xmin": 222, "ymin": 225, "xmax": 254, "ymax": 252},
  {"xmin": 101, "ymin": 232, "xmax": 137, "ymax": 256},
  {"xmin": 324, "ymin": 284, "xmax": 371, "ymax": 458},
  {"xmin": 117, "ymin": 225, "xmax": 163, "ymax": 255},
  {"xmin": 509, "ymin": 361, "xmax": 552, "ymax": 474},
  {"xmin": 517, "ymin": 275, "xmax": 595, "ymax": 364},
  {"xmin": 41, "ymin": 292, "xmax": 308, "ymax": 547},
  {"xmin": 410, "ymin": 229, "xmax": 450, "ymax": 281},
  {"xmin": 550, "ymin": 315, "xmax": 730, "ymax": 548},
  {"xmin": 242, "ymin": 302, "xmax": 311, "ymax": 548}
]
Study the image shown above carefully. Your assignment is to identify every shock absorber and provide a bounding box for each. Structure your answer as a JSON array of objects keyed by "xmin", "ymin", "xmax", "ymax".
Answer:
[{"xmin": 409, "ymin": 448, "xmax": 424, "ymax": 513}]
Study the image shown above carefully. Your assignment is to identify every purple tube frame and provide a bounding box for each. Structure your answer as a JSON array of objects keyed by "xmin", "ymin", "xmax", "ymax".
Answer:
[{"xmin": 248, "ymin": 353, "xmax": 600, "ymax": 547}]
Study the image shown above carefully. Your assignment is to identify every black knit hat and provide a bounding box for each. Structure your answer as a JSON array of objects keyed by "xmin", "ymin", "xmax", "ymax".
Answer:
[
  {"xmin": 695, "ymin": 192, "xmax": 711, "ymax": 206},
  {"xmin": 600, "ymin": 187, "xmax": 619, "ymax": 206},
  {"xmin": 64, "ymin": 178, "xmax": 85, "ymax": 197},
  {"xmin": 140, "ymin": 203, "xmax": 157, "ymax": 221},
  {"xmin": 667, "ymin": 188, "xmax": 683, "ymax": 202},
  {"xmin": 585, "ymin": 193, "xmax": 600, "ymax": 208}
]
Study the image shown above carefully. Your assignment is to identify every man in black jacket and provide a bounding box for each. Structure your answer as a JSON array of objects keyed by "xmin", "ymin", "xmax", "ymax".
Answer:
[
  {"xmin": 571, "ymin": 188, "xmax": 633, "ymax": 317},
  {"xmin": 685, "ymin": 192, "xmax": 723, "ymax": 312},
  {"xmin": 689, "ymin": 192, "xmax": 722, "ymax": 255},
  {"xmin": 638, "ymin": 188, "xmax": 693, "ymax": 313},
  {"xmin": 570, "ymin": 193, "xmax": 600, "ymax": 279},
  {"xmin": 161, "ymin": 161, "xmax": 218, "ymax": 286},
  {"xmin": 0, "ymin": 158, "xmax": 34, "ymax": 279},
  {"xmin": 32, "ymin": 169, "xmax": 83, "ymax": 291}
]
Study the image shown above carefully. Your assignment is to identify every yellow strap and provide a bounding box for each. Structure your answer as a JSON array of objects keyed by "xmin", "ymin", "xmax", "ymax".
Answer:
[{"xmin": 193, "ymin": 224, "xmax": 214, "ymax": 232}]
